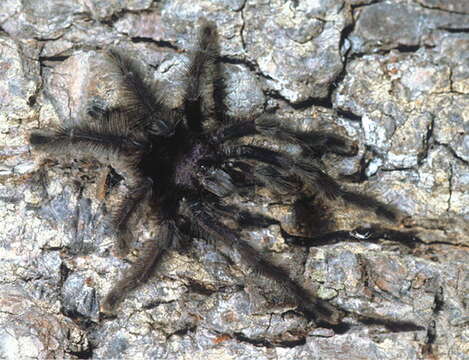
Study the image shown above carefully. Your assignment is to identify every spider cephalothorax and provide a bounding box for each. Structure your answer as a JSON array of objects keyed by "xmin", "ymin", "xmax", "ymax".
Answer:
[{"xmin": 29, "ymin": 19, "xmax": 417, "ymax": 327}]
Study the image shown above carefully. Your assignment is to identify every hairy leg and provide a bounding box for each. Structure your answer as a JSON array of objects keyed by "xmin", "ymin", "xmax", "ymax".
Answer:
[
  {"xmin": 110, "ymin": 177, "xmax": 153, "ymax": 255},
  {"xmin": 183, "ymin": 199, "xmax": 343, "ymax": 325},
  {"xmin": 224, "ymin": 144, "xmax": 397, "ymax": 220},
  {"xmin": 218, "ymin": 116, "xmax": 357, "ymax": 156},
  {"xmin": 199, "ymin": 167, "xmax": 236, "ymax": 198},
  {"xmin": 101, "ymin": 220, "xmax": 177, "ymax": 314},
  {"xmin": 183, "ymin": 19, "xmax": 219, "ymax": 131},
  {"xmin": 30, "ymin": 110, "xmax": 154, "ymax": 255},
  {"xmin": 224, "ymin": 144, "xmax": 342, "ymax": 197},
  {"xmin": 29, "ymin": 109, "xmax": 148, "ymax": 160},
  {"xmin": 106, "ymin": 49, "xmax": 179, "ymax": 136}
]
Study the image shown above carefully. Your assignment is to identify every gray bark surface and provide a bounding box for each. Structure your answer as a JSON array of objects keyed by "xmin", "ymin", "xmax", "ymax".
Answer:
[{"xmin": 0, "ymin": 0, "xmax": 467, "ymax": 359}]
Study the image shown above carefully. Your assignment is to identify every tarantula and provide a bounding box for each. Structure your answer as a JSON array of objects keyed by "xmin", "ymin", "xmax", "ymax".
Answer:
[{"xmin": 29, "ymin": 20, "xmax": 417, "ymax": 327}]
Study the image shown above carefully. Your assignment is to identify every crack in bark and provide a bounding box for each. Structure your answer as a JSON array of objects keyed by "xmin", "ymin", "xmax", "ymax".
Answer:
[
  {"xmin": 413, "ymin": 0, "xmax": 469, "ymax": 16},
  {"xmin": 130, "ymin": 36, "xmax": 179, "ymax": 51},
  {"xmin": 417, "ymin": 113, "xmax": 435, "ymax": 166},
  {"xmin": 266, "ymin": 89, "xmax": 333, "ymax": 110},
  {"xmin": 446, "ymin": 165, "xmax": 453, "ymax": 212},
  {"xmin": 336, "ymin": 108, "xmax": 362, "ymax": 121},
  {"xmin": 233, "ymin": 331, "xmax": 307, "ymax": 348},
  {"xmin": 219, "ymin": 55, "xmax": 257, "ymax": 73},
  {"xmin": 437, "ymin": 27, "xmax": 469, "ymax": 33},
  {"xmin": 349, "ymin": 44, "xmax": 433, "ymax": 61},
  {"xmin": 165, "ymin": 325, "xmax": 197, "ymax": 339},
  {"xmin": 435, "ymin": 142, "xmax": 468, "ymax": 165},
  {"xmin": 38, "ymin": 55, "xmax": 73, "ymax": 63},
  {"xmin": 350, "ymin": 1, "xmax": 384, "ymax": 10},
  {"xmin": 238, "ymin": 0, "xmax": 247, "ymax": 50},
  {"xmin": 96, "ymin": 6, "xmax": 156, "ymax": 28}
]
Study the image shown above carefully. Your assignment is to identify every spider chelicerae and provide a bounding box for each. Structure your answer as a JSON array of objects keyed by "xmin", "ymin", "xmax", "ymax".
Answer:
[{"xmin": 29, "ymin": 19, "xmax": 418, "ymax": 327}]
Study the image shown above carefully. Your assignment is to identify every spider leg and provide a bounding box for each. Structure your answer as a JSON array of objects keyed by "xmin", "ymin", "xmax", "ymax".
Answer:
[
  {"xmin": 110, "ymin": 177, "xmax": 153, "ymax": 255},
  {"xmin": 101, "ymin": 220, "xmax": 177, "ymax": 314},
  {"xmin": 199, "ymin": 167, "xmax": 236, "ymax": 198},
  {"xmin": 107, "ymin": 49, "xmax": 180, "ymax": 136},
  {"xmin": 183, "ymin": 19, "xmax": 219, "ymax": 131},
  {"xmin": 29, "ymin": 110, "xmax": 148, "ymax": 161},
  {"xmin": 219, "ymin": 116, "xmax": 357, "ymax": 156},
  {"xmin": 252, "ymin": 164, "xmax": 303, "ymax": 195},
  {"xmin": 224, "ymin": 144, "xmax": 342, "ymax": 198},
  {"xmin": 210, "ymin": 30, "xmax": 227, "ymax": 124},
  {"xmin": 224, "ymin": 145, "xmax": 397, "ymax": 220},
  {"xmin": 183, "ymin": 199, "xmax": 343, "ymax": 325},
  {"xmin": 30, "ymin": 110, "xmax": 153, "ymax": 255}
]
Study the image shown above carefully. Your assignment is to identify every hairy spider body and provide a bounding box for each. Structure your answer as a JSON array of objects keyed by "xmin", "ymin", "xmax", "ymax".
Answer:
[{"xmin": 29, "ymin": 20, "xmax": 417, "ymax": 327}]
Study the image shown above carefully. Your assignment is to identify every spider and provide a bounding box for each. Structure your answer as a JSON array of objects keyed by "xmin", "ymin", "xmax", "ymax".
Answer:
[{"xmin": 29, "ymin": 19, "xmax": 418, "ymax": 327}]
